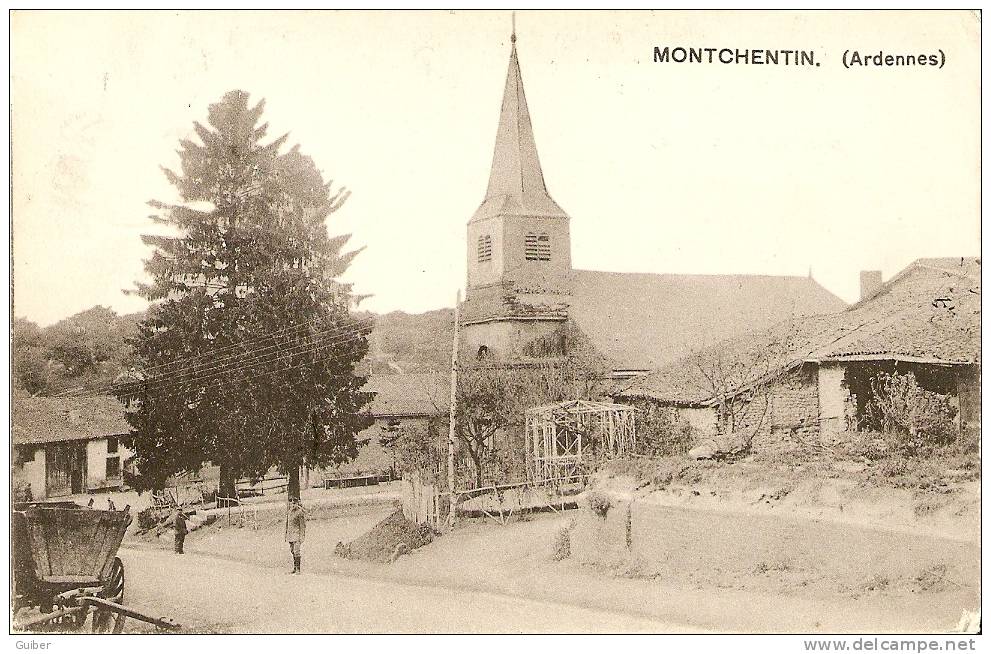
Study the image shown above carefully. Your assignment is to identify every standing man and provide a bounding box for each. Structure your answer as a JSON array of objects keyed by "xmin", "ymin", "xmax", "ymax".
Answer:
[
  {"xmin": 286, "ymin": 499, "xmax": 306, "ymax": 574},
  {"xmin": 172, "ymin": 508, "xmax": 188, "ymax": 555}
]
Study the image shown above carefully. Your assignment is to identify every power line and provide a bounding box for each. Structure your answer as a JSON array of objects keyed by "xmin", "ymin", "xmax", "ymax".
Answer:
[
  {"xmin": 137, "ymin": 319, "xmax": 372, "ymax": 389},
  {"xmin": 117, "ymin": 332, "xmax": 376, "ymax": 404},
  {"xmin": 123, "ymin": 313, "xmax": 375, "ymax": 380},
  {"xmin": 57, "ymin": 315, "xmax": 376, "ymax": 398},
  {"xmin": 134, "ymin": 324, "xmax": 373, "ymax": 398},
  {"xmin": 70, "ymin": 326, "xmax": 370, "ymax": 401}
]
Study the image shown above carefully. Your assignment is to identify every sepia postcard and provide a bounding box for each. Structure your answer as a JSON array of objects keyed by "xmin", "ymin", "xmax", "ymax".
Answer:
[{"xmin": 6, "ymin": 8, "xmax": 982, "ymax": 645}]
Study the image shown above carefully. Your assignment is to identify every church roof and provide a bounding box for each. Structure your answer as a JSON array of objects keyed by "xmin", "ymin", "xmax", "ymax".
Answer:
[
  {"xmin": 568, "ymin": 269, "xmax": 848, "ymax": 371},
  {"xmin": 471, "ymin": 44, "xmax": 568, "ymax": 224}
]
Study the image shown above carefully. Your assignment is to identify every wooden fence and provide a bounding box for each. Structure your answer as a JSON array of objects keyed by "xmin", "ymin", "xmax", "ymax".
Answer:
[
  {"xmin": 401, "ymin": 477, "xmax": 443, "ymax": 529},
  {"xmin": 234, "ymin": 475, "xmax": 288, "ymax": 498}
]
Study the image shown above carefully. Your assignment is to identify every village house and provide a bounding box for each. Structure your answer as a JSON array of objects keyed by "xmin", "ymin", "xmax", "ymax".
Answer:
[
  {"xmin": 12, "ymin": 394, "xmax": 135, "ymax": 499},
  {"xmin": 615, "ymin": 257, "xmax": 981, "ymax": 453},
  {"xmin": 316, "ymin": 372, "xmax": 449, "ymax": 481},
  {"xmin": 457, "ymin": 35, "xmax": 848, "ymax": 376}
]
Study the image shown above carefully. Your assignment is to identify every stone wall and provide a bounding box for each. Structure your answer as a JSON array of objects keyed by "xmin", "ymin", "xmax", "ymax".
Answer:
[
  {"xmin": 956, "ymin": 365, "xmax": 981, "ymax": 434},
  {"xmin": 721, "ymin": 365, "xmax": 822, "ymax": 455},
  {"xmin": 817, "ymin": 363, "xmax": 848, "ymax": 437},
  {"xmin": 567, "ymin": 491, "xmax": 980, "ymax": 598},
  {"xmin": 460, "ymin": 316, "xmax": 567, "ymax": 362}
]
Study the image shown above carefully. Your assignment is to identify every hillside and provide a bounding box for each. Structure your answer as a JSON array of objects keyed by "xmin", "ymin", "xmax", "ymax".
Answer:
[
  {"xmin": 14, "ymin": 304, "xmax": 455, "ymax": 396},
  {"xmin": 360, "ymin": 307, "xmax": 455, "ymax": 375}
]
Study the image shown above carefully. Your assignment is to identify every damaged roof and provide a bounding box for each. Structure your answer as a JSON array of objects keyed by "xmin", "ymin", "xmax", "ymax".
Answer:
[
  {"xmin": 569, "ymin": 269, "xmax": 848, "ymax": 370},
  {"xmin": 13, "ymin": 395, "xmax": 132, "ymax": 446},
  {"xmin": 618, "ymin": 257, "xmax": 981, "ymax": 405},
  {"xmin": 363, "ymin": 373, "xmax": 449, "ymax": 418}
]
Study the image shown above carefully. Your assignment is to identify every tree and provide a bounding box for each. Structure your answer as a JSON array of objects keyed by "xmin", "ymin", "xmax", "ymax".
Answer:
[
  {"xmin": 45, "ymin": 306, "xmax": 140, "ymax": 395},
  {"xmin": 453, "ymin": 322, "xmax": 612, "ymax": 487},
  {"xmin": 122, "ymin": 90, "xmax": 373, "ymax": 497},
  {"xmin": 12, "ymin": 317, "xmax": 49, "ymax": 395},
  {"xmin": 12, "ymin": 309, "xmax": 140, "ymax": 396}
]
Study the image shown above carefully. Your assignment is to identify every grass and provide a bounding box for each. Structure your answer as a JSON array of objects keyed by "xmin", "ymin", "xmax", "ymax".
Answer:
[{"xmin": 602, "ymin": 432, "xmax": 979, "ymax": 499}]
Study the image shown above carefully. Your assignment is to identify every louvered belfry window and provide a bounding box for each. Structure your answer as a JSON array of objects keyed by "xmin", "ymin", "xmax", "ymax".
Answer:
[
  {"xmin": 477, "ymin": 235, "xmax": 493, "ymax": 262},
  {"xmin": 525, "ymin": 232, "xmax": 551, "ymax": 261}
]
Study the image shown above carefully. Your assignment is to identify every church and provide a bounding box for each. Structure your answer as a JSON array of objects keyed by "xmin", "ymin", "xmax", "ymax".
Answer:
[{"xmin": 458, "ymin": 33, "xmax": 846, "ymax": 376}]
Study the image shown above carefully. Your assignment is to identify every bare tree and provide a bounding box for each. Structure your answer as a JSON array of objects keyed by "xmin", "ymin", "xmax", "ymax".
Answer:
[
  {"xmin": 453, "ymin": 327, "xmax": 611, "ymax": 487},
  {"xmin": 688, "ymin": 320, "xmax": 801, "ymax": 452}
]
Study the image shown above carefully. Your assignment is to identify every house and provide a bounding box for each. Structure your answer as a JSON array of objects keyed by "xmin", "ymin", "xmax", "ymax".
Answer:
[
  {"xmin": 458, "ymin": 34, "xmax": 847, "ymax": 375},
  {"xmin": 12, "ymin": 394, "xmax": 135, "ymax": 499},
  {"xmin": 317, "ymin": 372, "xmax": 450, "ymax": 479},
  {"xmin": 615, "ymin": 257, "xmax": 981, "ymax": 453}
]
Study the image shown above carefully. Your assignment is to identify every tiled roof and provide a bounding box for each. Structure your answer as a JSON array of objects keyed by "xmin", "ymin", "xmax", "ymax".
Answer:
[
  {"xmin": 618, "ymin": 257, "xmax": 980, "ymax": 405},
  {"xmin": 569, "ymin": 269, "xmax": 848, "ymax": 370},
  {"xmin": 363, "ymin": 373, "xmax": 449, "ymax": 417},
  {"xmin": 13, "ymin": 395, "xmax": 132, "ymax": 446}
]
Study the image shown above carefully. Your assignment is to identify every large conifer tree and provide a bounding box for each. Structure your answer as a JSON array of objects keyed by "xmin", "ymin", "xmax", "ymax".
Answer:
[{"xmin": 122, "ymin": 90, "xmax": 372, "ymax": 496}]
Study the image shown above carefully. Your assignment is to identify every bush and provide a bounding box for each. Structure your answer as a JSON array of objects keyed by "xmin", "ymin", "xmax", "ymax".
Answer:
[
  {"xmin": 390, "ymin": 422, "xmax": 445, "ymax": 484},
  {"xmin": 481, "ymin": 444, "xmax": 527, "ymax": 486},
  {"xmin": 635, "ymin": 404, "xmax": 695, "ymax": 456},
  {"xmin": 551, "ymin": 526, "xmax": 571, "ymax": 560},
  {"xmin": 867, "ymin": 372, "xmax": 959, "ymax": 456},
  {"xmin": 12, "ymin": 478, "xmax": 33, "ymax": 502},
  {"xmin": 586, "ymin": 490, "xmax": 612, "ymax": 518}
]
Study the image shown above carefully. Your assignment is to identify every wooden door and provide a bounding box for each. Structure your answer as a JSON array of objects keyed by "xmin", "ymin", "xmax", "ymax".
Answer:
[
  {"xmin": 46, "ymin": 443, "xmax": 72, "ymax": 497},
  {"xmin": 46, "ymin": 442, "xmax": 86, "ymax": 497}
]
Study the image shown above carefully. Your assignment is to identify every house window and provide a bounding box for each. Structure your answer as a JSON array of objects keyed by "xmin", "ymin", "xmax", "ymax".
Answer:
[
  {"xmin": 104, "ymin": 437, "xmax": 121, "ymax": 480},
  {"xmin": 105, "ymin": 456, "xmax": 121, "ymax": 480},
  {"xmin": 477, "ymin": 235, "xmax": 492, "ymax": 262},
  {"xmin": 524, "ymin": 232, "xmax": 550, "ymax": 261}
]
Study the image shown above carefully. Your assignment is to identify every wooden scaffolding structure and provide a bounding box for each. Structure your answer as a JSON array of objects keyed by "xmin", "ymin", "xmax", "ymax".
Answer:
[{"xmin": 525, "ymin": 400, "xmax": 637, "ymax": 484}]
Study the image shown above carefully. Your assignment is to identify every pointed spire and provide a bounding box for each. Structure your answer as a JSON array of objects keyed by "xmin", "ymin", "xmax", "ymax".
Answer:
[{"xmin": 474, "ymin": 30, "xmax": 567, "ymax": 221}]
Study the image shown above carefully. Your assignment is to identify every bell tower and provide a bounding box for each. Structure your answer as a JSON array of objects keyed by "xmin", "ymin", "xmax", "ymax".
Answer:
[{"xmin": 460, "ymin": 30, "xmax": 573, "ymax": 362}]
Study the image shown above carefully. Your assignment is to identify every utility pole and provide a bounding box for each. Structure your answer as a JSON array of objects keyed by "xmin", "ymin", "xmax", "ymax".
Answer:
[{"xmin": 447, "ymin": 290, "xmax": 460, "ymax": 528}]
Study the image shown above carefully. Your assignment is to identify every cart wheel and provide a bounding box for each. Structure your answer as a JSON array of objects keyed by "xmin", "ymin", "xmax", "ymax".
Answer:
[{"xmin": 103, "ymin": 557, "xmax": 125, "ymax": 604}]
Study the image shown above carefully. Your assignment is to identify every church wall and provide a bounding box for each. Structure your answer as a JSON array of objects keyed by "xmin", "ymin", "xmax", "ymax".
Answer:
[
  {"xmin": 461, "ymin": 318, "xmax": 566, "ymax": 362},
  {"xmin": 501, "ymin": 216, "xmax": 571, "ymax": 295},
  {"xmin": 467, "ymin": 216, "xmax": 504, "ymax": 289}
]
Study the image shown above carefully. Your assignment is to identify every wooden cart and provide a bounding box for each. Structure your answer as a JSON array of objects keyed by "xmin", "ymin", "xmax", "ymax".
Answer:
[{"xmin": 12, "ymin": 501, "xmax": 180, "ymax": 633}]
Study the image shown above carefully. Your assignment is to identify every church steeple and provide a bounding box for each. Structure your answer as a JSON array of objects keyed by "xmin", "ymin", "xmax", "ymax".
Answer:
[
  {"xmin": 473, "ymin": 35, "xmax": 567, "ymax": 221},
  {"xmin": 461, "ymin": 25, "xmax": 573, "ymax": 362}
]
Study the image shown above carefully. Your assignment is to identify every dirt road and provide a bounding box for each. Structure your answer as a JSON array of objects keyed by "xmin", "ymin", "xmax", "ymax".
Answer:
[{"xmin": 118, "ymin": 546, "xmax": 693, "ymax": 633}]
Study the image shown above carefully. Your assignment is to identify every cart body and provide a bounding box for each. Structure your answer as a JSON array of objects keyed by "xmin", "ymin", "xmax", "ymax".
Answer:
[{"xmin": 12, "ymin": 501, "xmax": 130, "ymax": 610}]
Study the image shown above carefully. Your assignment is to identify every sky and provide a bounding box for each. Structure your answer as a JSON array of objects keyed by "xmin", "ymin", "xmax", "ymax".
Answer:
[{"xmin": 10, "ymin": 10, "xmax": 981, "ymax": 326}]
